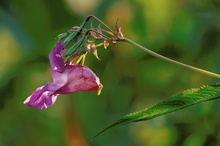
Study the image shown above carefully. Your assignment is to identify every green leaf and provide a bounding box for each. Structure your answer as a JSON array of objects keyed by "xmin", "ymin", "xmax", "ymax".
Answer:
[{"xmin": 93, "ymin": 84, "xmax": 220, "ymax": 139}]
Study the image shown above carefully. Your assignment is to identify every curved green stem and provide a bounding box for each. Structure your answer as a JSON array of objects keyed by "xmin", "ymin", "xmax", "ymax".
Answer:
[
  {"xmin": 88, "ymin": 15, "xmax": 114, "ymax": 33},
  {"xmin": 120, "ymin": 37, "xmax": 220, "ymax": 79}
]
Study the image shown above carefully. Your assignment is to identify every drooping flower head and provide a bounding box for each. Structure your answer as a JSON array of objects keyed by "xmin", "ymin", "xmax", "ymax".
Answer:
[
  {"xmin": 24, "ymin": 15, "xmax": 125, "ymax": 109},
  {"xmin": 24, "ymin": 41, "xmax": 102, "ymax": 109}
]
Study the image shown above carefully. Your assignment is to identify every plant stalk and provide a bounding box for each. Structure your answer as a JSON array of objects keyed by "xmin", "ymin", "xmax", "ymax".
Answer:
[{"xmin": 120, "ymin": 37, "xmax": 220, "ymax": 79}]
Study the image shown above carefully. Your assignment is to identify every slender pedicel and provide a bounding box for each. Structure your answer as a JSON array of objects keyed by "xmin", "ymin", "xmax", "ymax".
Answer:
[
  {"xmin": 119, "ymin": 37, "xmax": 220, "ymax": 79},
  {"xmin": 88, "ymin": 15, "xmax": 114, "ymax": 33}
]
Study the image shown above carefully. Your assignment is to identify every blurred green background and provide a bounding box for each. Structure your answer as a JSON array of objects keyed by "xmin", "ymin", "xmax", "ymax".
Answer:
[{"xmin": 1, "ymin": 0, "xmax": 220, "ymax": 146}]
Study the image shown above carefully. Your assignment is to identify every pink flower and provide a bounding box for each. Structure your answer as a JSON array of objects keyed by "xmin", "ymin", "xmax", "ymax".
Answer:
[{"xmin": 24, "ymin": 41, "xmax": 102, "ymax": 109}]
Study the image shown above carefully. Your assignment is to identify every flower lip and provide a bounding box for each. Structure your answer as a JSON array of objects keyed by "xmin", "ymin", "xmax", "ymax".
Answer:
[{"xmin": 24, "ymin": 41, "xmax": 102, "ymax": 109}]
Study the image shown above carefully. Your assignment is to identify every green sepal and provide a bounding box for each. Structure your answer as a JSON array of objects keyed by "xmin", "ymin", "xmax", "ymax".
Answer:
[
  {"xmin": 57, "ymin": 33, "xmax": 68, "ymax": 42},
  {"xmin": 64, "ymin": 18, "xmax": 89, "ymax": 47},
  {"xmin": 78, "ymin": 46, "xmax": 87, "ymax": 55},
  {"xmin": 64, "ymin": 31, "xmax": 78, "ymax": 47},
  {"xmin": 65, "ymin": 35, "xmax": 86, "ymax": 57}
]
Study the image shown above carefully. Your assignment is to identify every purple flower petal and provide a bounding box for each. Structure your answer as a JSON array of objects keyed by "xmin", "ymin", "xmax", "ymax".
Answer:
[
  {"xmin": 49, "ymin": 40, "xmax": 65, "ymax": 73},
  {"xmin": 24, "ymin": 64, "xmax": 101, "ymax": 109},
  {"xmin": 24, "ymin": 41, "xmax": 102, "ymax": 109},
  {"xmin": 24, "ymin": 84, "xmax": 60, "ymax": 109},
  {"xmin": 54, "ymin": 65, "xmax": 101, "ymax": 94}
]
